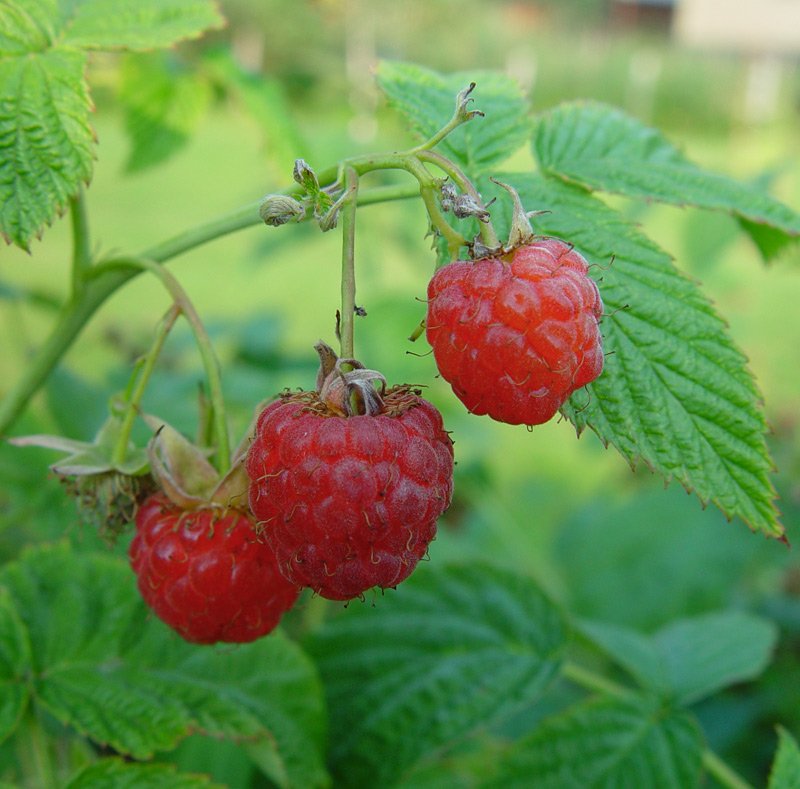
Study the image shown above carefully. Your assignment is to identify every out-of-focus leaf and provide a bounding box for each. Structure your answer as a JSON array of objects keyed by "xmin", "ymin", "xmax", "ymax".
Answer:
[
  {"xmin": 0, "ymin": 590, "xmax": 31, "ymax": 744},
  {"xmin": 487, "ymin": 695, "xmax": 704, "ymax": 789},
  {"xmin": 580, "ymin": 611, "xmax": 778, "ymax": 705},
  {"xmin": 63, "ymin": 758, "xmax": 226, "ymax": 789},
  {"xmin": 120, "ymin": 52, "xmax": 213, "ymax": 173},
  {"xmin": 768, "ymin": 727, "xmax": 800, "ymax": 789}
]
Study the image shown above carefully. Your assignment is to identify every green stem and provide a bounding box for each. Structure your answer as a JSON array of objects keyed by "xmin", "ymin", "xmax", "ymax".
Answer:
[
  {"xmin": 339, "ymin": 167, "xmax": 359, "ymax": 360},
  {"xmin": 92, "ymin": 257, "xmax": 230, "ymax": 474},
  {"xmin": 15, "ymin": 712, "xmax": 58, "ymax": 789},
  {"xmin": 416, "ymin": 149, "xmax": 501, "ymax": 249},
  {"xmin": 111, "ymin": 305, "xmax": 180, "ymax": 466},
  {"xmin": 69, "ymin": 189, "xmax": 91, "ymax": 298},
  {"xmin": 562, "ymin": 661, "xmax": 756, "ymax": 789},
  {"xmin": 561, "ymin": 661, "xmax": 632, "ymax": 698},
  {"xmin": 702, "ymin": 751, "xmax": 756, "ymax": 789}
]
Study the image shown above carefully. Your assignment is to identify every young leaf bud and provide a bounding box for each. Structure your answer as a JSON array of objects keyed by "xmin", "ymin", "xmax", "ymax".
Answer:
[{"xmin": 258, "ymin": 195, "xmax": 305, "ymax": 226}]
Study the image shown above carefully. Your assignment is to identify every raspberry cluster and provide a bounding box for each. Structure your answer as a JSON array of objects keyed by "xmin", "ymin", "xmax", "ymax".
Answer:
[{"xmin": 426, "ymin": 238, "xmax": 604, "ymax": 426}]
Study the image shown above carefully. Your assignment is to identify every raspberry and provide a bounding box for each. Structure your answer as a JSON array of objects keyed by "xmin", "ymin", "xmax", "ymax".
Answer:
[
  {"xmin": 426, "ymin": 238, "xmax": 604, "ymax": 426},
  {"xmin": 246, "ymin": 386, "xmax": 454, "ymax": 601},
  {"xmin": 129, "ymin": 495, "xmax": 299, "ymax": 644}
]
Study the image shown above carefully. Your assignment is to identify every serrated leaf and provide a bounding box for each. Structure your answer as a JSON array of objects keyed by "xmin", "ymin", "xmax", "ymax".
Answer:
[
  {"xmin": 120, "ymin": 52, "xmax": 212, "ymax": 173},
  {"xmin": 479, "ymin": 173, "xmax": 782, "ymax": 538},
  {"xmin": 580, "ymin": 611, "xmax": 778, "ymax": 706},
  {"xmin": 307, "ymin": 563, "xmax": 568, "ymax": 789},
  {"xmin": 0, "ymin": 590, "xmax": 31, "ymax": 744},
  {"xmin": 769, "ymin": 727, "xmax": 800, "ymax": 789},
  {"xmin": 488, "ymin": 695, "xmax": 704, "ymax": 789},
  {"xmin": 0, "ymin": 0, "xmax": 223, "ymax": 249},
  {"xmin": 64, "ymin": 758, "xmax": 226, "ymax": 789},
  {"xmin": 0, "ymin": 544, "xmax": 328, "ymax": 789},
  {"xmin": 533, "ymin": 101, "xmax": 800, "ymax": 261},
  {"xmin": 59, "ymin": 0, "xmax": 224, "ymax": 50},
  {"xmin": 0, "ymin": 44, "xmax": 94, "ymax": 250},
  {"xmin": 377, "ymin": 60, "xmax": 530, "ymax": 175}
]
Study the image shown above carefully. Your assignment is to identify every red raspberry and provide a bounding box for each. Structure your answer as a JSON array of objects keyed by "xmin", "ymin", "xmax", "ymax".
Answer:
[
  {"xmin": 129, "ymin": 495, "xmax": 299, "ymax": 644},
  {"xmin": 426, "ymin": 238, "xmax": 604, "ymax": 426},
  {"xmin": 246, "ymin": 387, "xmax": 454, "ymax": 601}
]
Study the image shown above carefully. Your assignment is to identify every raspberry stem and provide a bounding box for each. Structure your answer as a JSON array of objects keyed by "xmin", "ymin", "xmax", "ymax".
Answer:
[
  {"xmin": 90, "ymin": 257, "xmax": 232, "ymax": 475},
  {"xmin": 111, "ymin": 305, "xmax": 180, "ymax": 467},
  {"xmin": 339, "ymin": 166, "xmax": 359, "ymax": 360},
  {"xmin": 69, "ymin": 188, "xmax": 91, "ymax": 300}
]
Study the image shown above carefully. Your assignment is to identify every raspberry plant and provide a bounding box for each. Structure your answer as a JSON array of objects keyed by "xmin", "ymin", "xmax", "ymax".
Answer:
[{"xmin": 1, "ymin": 2, "xmax": 800, "ymax": 788}]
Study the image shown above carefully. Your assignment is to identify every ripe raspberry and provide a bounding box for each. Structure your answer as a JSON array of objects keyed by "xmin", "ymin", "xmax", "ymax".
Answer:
[
  {"xmin": 246, "ymin": 386, "xmax": 454, "ymax": 601},
  {"xmin": 426, "ymin": 238, "xmax": 604, "ymax": 426},
  {"xmin": 129, "ymin": 495, "xmax": 299, "ymax": 644}
]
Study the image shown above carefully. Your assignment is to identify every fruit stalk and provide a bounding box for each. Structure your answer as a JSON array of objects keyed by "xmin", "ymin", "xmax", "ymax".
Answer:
[
  {"xmin": 111, "ymin": 305, "xmax": 180, "ymax": 466},
  {"xmin": 90, "ymin": 257, "xmax": 231, "ymax": 474},
  {"xmin": 340, "ymin": 166, "xmax": 359, "ymax": 360}
]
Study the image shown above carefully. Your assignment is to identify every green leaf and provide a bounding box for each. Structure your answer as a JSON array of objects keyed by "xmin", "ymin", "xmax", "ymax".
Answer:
[
  {"xmin": 769, "ymin": 727, "xmax": 800, "ymax": 789},
  {"xmin": 533, "ymin": 101, "xmax": 800, "ymax": 261},
  {"xmin": 307, "ymin": 562, "xmax": 568, "ymax": 789},
  {"xmin": 0, "ymin": 0, "xmax": 223, "ymax": 248},
  {"xmin": 0, "ymin": 543, "xmax": 329, "ymax": 789},
  {"xmin": 59, "ymin": 0, "xmax": 225, "ymax": 50},
  {"xmin": 377, "ymin": 60, "xmax": 530, "ymax": 175},
  {"xmin": 480, "ymin": 173, "xmax": 782, "ymax": 539},
  {"xmin": 120, "ymin": 53, "xmax": 212, "ymax": 173},
  {"xmin": 654, "ymin": 611, "xmax": 778, "ymax": 705},
  {"xmin": 0, "ymin": 590, "xmax": 31, "ymax": 744},
  {"xmin": 0, "ymin": 45, "xmax": 93, "ymax": 250},
  {"xmin": 64, "ymin": 758, "xmax": 226, "ymax": 789},
  {"xmin": 487, "ymin": 695, "xmax": 704, "ymax": 789},
  {"xmin": 580, "ymin": 611, "xmax": 778, "ymax": 705}
]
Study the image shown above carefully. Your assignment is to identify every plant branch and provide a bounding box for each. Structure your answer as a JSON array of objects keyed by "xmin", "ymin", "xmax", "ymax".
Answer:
[
  {"xmin": 69, "ymin": 188, "xmax": 92, "ymax": 297},
  {"xmin": 91, "ymin": 257, "xmax": 231, "ymax": 474},
  {"xmin": 339, "ymin": 167, "xmax": 359, "ymax": 359},
  {"xmin": 562, "ymin": 661, "xmax": 756, "ymax": 789}
]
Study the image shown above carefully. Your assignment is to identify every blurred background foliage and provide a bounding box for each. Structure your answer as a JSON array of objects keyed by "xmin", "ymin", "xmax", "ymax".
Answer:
[{"xmin": 2, "ymin": 0, "xmax": 800, "ymax": 785}]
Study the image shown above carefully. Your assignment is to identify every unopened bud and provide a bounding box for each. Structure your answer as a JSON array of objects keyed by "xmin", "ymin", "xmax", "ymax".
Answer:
[
  {"xmin": 259, "ymin": 195, "xmax": 305, "ymax": 226},
  {"xmin": 440, "ymin": 182, "xmax": 457, "ymax": 212},
  {"xmin": 453, "ymin": 194, "xmax": 491, "ymax": 222},
  {"xmin": 293, "ymin": 159, "xmax": 319, "ymax": 193}
]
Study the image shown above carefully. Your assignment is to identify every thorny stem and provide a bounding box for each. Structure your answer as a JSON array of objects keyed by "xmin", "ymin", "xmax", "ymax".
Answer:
[
  {"xmin": 562, "ymin": 662, "xmax": 756, "ymax": 789},
  {"xmin": 111, "ymin": 305, "xmax": 180, "ymax": 466},
  {"xmin": 90, "ymin": 257, "xmax": 231, "ymax": 475},
  {"xmin": 339, "ymin": 167, "xmax": 359, "ymax": 360},
  {"xmin": 69, "ymin": 188, "xmax": 91, "ymax": 298}
]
